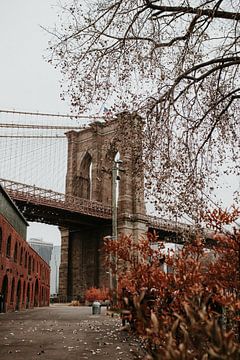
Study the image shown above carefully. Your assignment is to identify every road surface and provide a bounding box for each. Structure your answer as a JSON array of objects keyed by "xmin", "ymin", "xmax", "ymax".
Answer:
[{"xmin": 0, "ymin": 304, "xmax": 145, "ymax": 360}]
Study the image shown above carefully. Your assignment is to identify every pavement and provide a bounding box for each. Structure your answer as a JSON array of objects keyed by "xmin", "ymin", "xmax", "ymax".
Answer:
[{"xmin": 0, "ymin": 304, "xmax": 145, "ymax": 360}]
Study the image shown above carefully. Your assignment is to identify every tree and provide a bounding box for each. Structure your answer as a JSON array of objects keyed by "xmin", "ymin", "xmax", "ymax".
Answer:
[
  {"xmin": 103, "ymin": 208, "xmax": 240, "ymax": 358},
  {"xmin": 49, "ymin": 0, "xmax": 240, "ymax": 218}
]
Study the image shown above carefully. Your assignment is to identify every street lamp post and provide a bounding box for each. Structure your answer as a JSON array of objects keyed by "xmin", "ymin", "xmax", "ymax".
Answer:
[{"xmin": 111, "ymin": 158, "xmax": 123, "ymax": 307}]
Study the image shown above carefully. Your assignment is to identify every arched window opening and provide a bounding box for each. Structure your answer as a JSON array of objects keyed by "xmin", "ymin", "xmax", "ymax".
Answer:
[
  {"xmin": 0, "ymin": 227, "xmax": 2, "ymax": 253},
  {"xmin": 76, "ymin": 152, "xmax": 92, "ymax": 199},
  {"xmin": 6, "ymin": 236, "xmax": 11, "ymax": 258},
  {"xmin": 14, "ymin": 242, "xmax": 18, "ymax": 263}
]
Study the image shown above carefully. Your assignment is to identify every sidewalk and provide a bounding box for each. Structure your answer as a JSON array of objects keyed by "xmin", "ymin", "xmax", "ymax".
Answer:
[{"xmin": 0, "ymin": 305, "xmax": 145, "ymax": 360}]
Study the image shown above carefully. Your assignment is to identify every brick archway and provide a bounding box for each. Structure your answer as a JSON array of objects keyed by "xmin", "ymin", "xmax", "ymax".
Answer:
[
  {"xmin": 26, "ymin": 283, "xmax": 30, "ymax": 309},
  {"xmin": 34, "ymin": 279, "xmax": 39, "ymax": 307},
  {"xmin": 16, "ymin": 279, "xmax": 21, "ymax": 310}
]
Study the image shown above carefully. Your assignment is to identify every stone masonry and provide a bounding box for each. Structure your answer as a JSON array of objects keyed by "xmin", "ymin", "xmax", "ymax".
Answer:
[{"xmin": 59, "ymin": 112, "xmax": 147, "ymax": 300}]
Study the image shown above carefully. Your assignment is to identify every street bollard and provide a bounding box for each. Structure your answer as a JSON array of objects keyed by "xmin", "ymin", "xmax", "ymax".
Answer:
[{"xmin": 92, "ymin": 301, "xmax": 101, "ymax": 315}]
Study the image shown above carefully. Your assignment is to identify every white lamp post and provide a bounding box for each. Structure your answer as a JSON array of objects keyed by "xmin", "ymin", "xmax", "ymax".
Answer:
[{"xmin": 111, "ymin": 158, "xmax": 123, "ymax": 306}]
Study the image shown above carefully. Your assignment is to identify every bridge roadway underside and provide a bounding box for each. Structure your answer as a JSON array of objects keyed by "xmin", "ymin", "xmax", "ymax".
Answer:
[
  {"xmin": 14, "ymin": 199, "xmax": 111, "ymax": 229},
  {"xmin": 14, "ymin": 199, "xmax": 112, "ymax": 301},
  {"xmin": 15, "ymin": 200, "xmax": 201, "ymax": 301}
]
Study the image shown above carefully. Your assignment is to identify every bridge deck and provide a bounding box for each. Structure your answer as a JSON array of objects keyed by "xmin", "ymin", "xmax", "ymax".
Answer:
[
  {"xmin": 0, "ymin": 178, "xmax": 112, "ymax": 220},
  {"xmin": 0, "ymin": 178, "xmax": 195, "ymax": 233}
]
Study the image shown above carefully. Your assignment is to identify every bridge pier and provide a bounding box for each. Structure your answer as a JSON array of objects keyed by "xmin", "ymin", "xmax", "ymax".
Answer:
[
  {"xmin": 58, "ymin": 227, "xmax": 69, "ymax": 301},
  {"xmin": 118, "ymin": 214, "xmax": 148, "ymax": 242},
  {"xmin": 59, "ymin": 113, "xmax": 147, "ymax": 301},
  {"xmin": 59, "ymin": 219, "xmax": 147, "ymax": 302},
  {"xmin": 59, "ymin": 224, "xmax": 111, "ymax": 302}
]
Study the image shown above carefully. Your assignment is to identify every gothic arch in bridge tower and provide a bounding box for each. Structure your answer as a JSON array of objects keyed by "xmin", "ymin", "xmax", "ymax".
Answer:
[
  {"xmin": 60, "ymin": 113, "xmax": 147, "ymax": 300},
  {"xmin": 73, "ymin": 151, "xmax": 92, "ymax": 199}
]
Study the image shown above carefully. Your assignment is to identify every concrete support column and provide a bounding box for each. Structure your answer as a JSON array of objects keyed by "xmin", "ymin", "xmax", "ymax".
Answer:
[
  {"xmin": 68, "ymin": 232, "xmax": 85, "ymax": 300},
  {"xmin": 67, "ymin": 228, "xmax": 103, "ymax": 300},
  {"xmin": 58, "ymin": 227, "xmax": 69, "ymax": 300}
]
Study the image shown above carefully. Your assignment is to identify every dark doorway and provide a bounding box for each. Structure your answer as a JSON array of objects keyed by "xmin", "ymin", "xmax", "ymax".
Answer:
[
  {"xmin": 34, "ymin": 279, "xmax": 39, "ymax": 307},
  {"xmin": 26, "ymin": 283, "xmax": 30, "ymax": 309},
  {"xmin": 16, "ymin": 280, "xmax": 21, "ymax": 310},
  {"xmin": 1, "ymin": 275, "xmax": 8, "ymax": 312}
]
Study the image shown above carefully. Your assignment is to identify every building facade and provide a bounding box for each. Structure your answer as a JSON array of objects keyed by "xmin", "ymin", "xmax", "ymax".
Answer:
[
  {"xmin": 28, "ymin": 238, "xmax": 53, "ymax": 265},
  {"xmin": 27, "ymin": 239, "xmax": 61, "ymax": 296},
  {"xmin": 50, "ymin": 245, "xmax": 61, "ymax": 295},
  {"xmin": 0, "ymin": 185, "xmax": 50, "ymax": 312}
]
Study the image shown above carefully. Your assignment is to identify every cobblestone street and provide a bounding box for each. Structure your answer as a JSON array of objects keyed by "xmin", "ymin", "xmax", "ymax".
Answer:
[{"xmin": 0, "ymin": 305, "xmax": 144, "ymax": 360}]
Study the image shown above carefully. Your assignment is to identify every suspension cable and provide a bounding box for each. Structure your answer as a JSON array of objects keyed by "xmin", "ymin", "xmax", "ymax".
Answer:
[
  {"xmin": 0, "ymin": 123, "xmax": 85, "ymax": 130},
  {"xmin": 0, "ymin": 108, "xmax": 105, "ymax": 119}
]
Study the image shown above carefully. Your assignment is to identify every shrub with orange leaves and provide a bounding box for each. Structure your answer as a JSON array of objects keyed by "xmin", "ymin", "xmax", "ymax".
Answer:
[
  {"xmin": 103, "ymin": 208, "xmax": 240, "ymax": 358},
  {"xmin": 84, "ymin": 287, "xmax": 110, "ymax": 303}
]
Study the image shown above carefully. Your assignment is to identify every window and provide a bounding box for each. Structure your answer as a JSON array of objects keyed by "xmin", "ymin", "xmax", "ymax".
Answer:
[
  {"xmin": 6, "ymin": 236, "xmax": 11, "ymax": 258},
  {"xmin": 14, "ymin": 242, "xmax": 18, "ymax": 262}
]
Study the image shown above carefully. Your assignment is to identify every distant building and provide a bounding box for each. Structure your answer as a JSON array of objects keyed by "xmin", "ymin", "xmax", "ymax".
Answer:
[
  {"xmin": 0, "ymin": 185, "xmax": 50, "ymax": 313},
  {"xmin": 28, "ymin": 238, "xmax": 53, "ymax": 265},
  {"xmin": 27, "ymin": 238, "xmax": 61, "ymax": 296},
  {"xmin": 50, "ymin": 246, "xmax": 61, "ymax": 295}
]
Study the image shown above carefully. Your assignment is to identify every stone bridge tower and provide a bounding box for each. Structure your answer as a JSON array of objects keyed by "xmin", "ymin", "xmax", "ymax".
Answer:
[{"xmin": 59, "ymin": 112, "xmax": 147, "ymax": 300}]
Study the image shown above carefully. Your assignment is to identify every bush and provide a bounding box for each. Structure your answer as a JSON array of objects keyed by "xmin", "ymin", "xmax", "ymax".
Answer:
[
  {"xmin": 84, "ymin": 287, "xmax": 109, "ymax": 303},
  {"xmin": 103, "ymin": 208, "xmax": 240, "ymax": 358}
]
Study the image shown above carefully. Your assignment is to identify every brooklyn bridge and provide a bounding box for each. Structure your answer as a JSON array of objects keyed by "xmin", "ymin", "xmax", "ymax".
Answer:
[{"xmin": 0, "ymin": 110, "xmax": 193, "ymax": 300}]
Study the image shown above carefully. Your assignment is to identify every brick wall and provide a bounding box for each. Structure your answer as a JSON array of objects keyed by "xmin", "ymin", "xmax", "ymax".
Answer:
[{"xmin": 0, "ymin": 214, "xmax": 50, "ymax": 312}]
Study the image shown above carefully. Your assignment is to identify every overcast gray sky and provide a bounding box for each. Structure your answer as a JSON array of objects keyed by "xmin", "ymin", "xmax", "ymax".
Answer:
[
  {"xmin": 0, "ymin": 0, "xmax": 70, "ymax": 244},
  {"xmin": 0, "ymin": 0, "xmax": 69, "ymax": 114}
]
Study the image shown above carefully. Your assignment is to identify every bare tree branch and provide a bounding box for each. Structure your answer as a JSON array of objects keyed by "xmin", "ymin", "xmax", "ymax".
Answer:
[
  {"xmin": 145, "ymin": 0, "xmax": 240, "ymax": 21},
  {"xmin": 49, "ymin": 0, "xmax": 240, "ymax": 218}
]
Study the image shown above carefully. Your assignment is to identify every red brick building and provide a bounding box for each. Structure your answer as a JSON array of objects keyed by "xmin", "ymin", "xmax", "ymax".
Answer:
[{"xmin": 0, "ymin": 184, "xmax": 50, "ymax": 312}]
